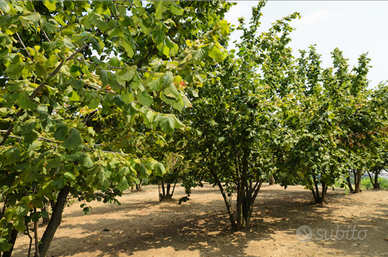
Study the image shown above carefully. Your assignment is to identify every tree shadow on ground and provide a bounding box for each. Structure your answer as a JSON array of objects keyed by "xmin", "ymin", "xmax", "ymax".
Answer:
[{"xmin": 13, "ymin": 184, "xmax": 388, "ymax": 257}]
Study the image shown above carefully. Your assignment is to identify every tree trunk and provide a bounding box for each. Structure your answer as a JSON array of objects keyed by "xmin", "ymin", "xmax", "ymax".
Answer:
[
  {"xmin": 374, "ymin": 172, "xmax": 380, "ymax": 189},
  {"xmin": 2, "ymin": 229, "xmax": 18, "ymax": 257},
  {"xmin": 213, "ymin": 173, "xmax": 236, "ymax": 231},
  {"xmin": 346, "ymin": 175, "xmax": 354, "ymax": 193},
  {"xmin": 353, "ymin": 169, "xmax": 362, "ymax": 193},
  {"xmin": 268, "ymin": 175, "xmax": 275, "ymax": 185},
  {"xmin": 311, "ymin": 176, "xmax": 327, "ymax": 204},
  {"xmin": 37, "ymin": 184, "xmax": 70, "ymax": 257}
]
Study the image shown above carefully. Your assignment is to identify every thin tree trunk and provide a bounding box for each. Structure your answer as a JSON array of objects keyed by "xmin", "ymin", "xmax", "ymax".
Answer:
[
  {"xmin": 374, "ymin": 172, "xmax": 380, "ymax": 189},
  {"xmin": 354, "ymin": 169, "xmax": 362, "ymax": 193},
  {"xmin": 368, "ymin": 172, "xmax": 375, "ymax": 188},
  {"xmin": 347, "ymin": 176, "xmax": 354, "ymax": 193},
  {"xmin": 213, "ymin": 173, "xmax": 236, "ymax": 231},
  {"xmin": 37, "ymin": 184, "xmax": 70, "ymax": 257}
]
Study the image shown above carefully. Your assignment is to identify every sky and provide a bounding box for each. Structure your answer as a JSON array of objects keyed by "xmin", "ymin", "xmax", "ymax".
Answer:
[{"xmin": 225, "ymin": 1, "xmax": 388, "ymax": 89}]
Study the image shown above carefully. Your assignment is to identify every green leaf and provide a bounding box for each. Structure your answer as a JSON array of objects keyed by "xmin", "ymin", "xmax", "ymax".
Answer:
[
  {"xmin": 5, "ymin": 147, "xmax": 20, "ymax": 164},
  {"xmin": 83, "ymin": 155, "xmax": 94, "ymax": 168},
  {"xmin": 63, "ymin": 128, "xmax": 82, "ymax": 150},
  {"xmin": 23, "ymin": 13, "xmax": 41, "ymax": 23},
  {"xmin": 64, "ymin": 172, "xmax": 76, "ymax": 181},
  {"xmin": 154, "ymin": 162, "xmax": 165, "ymax": 176},
  {"xmin": 219, "ymin": 20, "xmax": 229, "ymax": 37},
  {"xmin": 43, "ymin": 1, "xmax": 57, "ymax": 12},
  {"xmin": 116, "ymin": 66, "xmax": 136, "ymax": 85},
  {"xmin": 169, "ymin": 2, "xmax": 184, "ymax": 16},
  {"xmin": 191, "ymin": 47, "xmax": 208, "ymax": 62},
  {"xmin": 154, "ymin": 1, "xmax": 169, "ymax": 20},
  {"xmin": 148, "ymin": 76, "xmax": 163, "ymax": 91},
  {"xmin": 0, "ymin": 238, "xmax": 13, "ymax": 252},
  {"xmin": 54, "ymin": 124, "xmax": 69, "ymax": 141},
  {"xmin": 137, "ymin": 90, "xmax": 153, "ymax": 106},
  {"xmin": 99, "ymin": 69, "xmax": 110, "ymax": 86},
  {"xmin": 0, "ymin": 1, "xmax": 11, "ymax": 13},
  {"xmin": 121, "ymin": 90, "xmax": 134, "ymax": 105},
  {"xmin": 158, "ymin": 115, "xmax": 175, "ymax": 134},
  {"xmin": 41, "ymin": 19, "xmax": 58, "ymax": 34},
  {"xmin": 88, "ymin": 98, "xmax": 100, "ymax": 109},
  {"xmin": 16, "ymin": 204, "xmax": 30, "ymax": 216},
  {"xmin": 23, "ymin": 168, "xmax": 38, "ymax": 183},
  {"xmin": 24, "ymin": 130, "xmax": 39, "ymax": 144},
  {"xmin": 20, "ymin": 120, "xmax": 36, "ymax": 134},
  {"xmin": 52, "ymin": 177, "xmax": 66, "ymax": 189},
  {"xmin": 32, "ymin": 199, "xmax": 44, "ymax": 209},
  {"xmin": 139, "ymin": 164, "xmax": 150, "ymax": 179},
  {"xmin": 13, "ymin": 216, "xmax": 26, "ymax": 232},
  {"xmin": 208, "ymin": 44, "xmax": 224, "ymax": 62},
  {"xmin": 18, "ymin": 92, "xmax": 38, "ymax": 111},
  {"xmin": 98, "ymin": 168, "xmax": 111, "ymax": 188},
  {"xmin": 122, "ymin": 38, "xmax": 134, "ymax": 58},
  {"xmin": 117, "ymin": 177, "xmax": 129, "ymax": 191},
  {"xmin": 69, "ymin": 90, "xmax": 80, "ymax": 102}
]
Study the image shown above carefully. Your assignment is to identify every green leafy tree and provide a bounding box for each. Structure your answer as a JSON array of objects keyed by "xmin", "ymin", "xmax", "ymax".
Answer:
[
  {"xmin": 179, "ymin": 1, "xmax": 300, "ymax": 230},
  {"xmin": 0, "ymin": 1, "xmax": 230, "ymax": 256}
]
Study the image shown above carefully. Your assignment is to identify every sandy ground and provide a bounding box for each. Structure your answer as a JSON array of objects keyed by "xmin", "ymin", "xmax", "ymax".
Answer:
[{"xmin": 12, "ymin": 183, "xmax": 388, "ymax": 257}]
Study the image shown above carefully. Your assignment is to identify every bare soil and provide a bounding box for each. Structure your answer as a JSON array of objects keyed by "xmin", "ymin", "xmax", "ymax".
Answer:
[{"xmin": 13, "ymin": 183, "xmax": 388, "ymax": 257}]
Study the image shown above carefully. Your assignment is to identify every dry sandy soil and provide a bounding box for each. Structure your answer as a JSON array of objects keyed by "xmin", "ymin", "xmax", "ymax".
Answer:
[{"xmin": 13, "ymin": 183, "xmax": 388, "ymax": 257}]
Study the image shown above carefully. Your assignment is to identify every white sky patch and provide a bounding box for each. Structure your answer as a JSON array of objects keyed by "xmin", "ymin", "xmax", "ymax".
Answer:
[
  {"xmin": 225, "ymin": 1, "xmax": 388, "ymax": 88},
  {"xmin": 292, "ymin": 10, "xmax": 333, "ymax": 29}
]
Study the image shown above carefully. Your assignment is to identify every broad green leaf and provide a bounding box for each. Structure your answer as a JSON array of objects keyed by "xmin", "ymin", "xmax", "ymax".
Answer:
[
  {"xmin": 5, "ymin": 147, "xmax": 20, "ymax": 164},
  {"xmin": 18, "ymin": 92, "xmax": 38, "ymax": 111},
  {"xmin": 169, "ymin": 2, "xmax": 184, "ymax": 16},
  {"xmin": 88, "ymin": 98, "xmax": 100, "ymax": 109},
  {"xmin": 122, "ymin": 38, "xmax": 134, "ymax": 58},
  {"xmin": 20, "ymin": 120, "xmax": 37, "ymax": 134},
  {"xmin": 139, "ymin": 164, "xmax": 150, "ymax": 179},
  {"xmin": 43, "ymin": 1, "xmax": 57, "ymax": 12},
  {"xmin": 54, "ymin": 124, "xmax": 69, "ymax": 141},
  {"xmin": 219, "ymin": 20, "xmax": 229, "ymax": 37},
  {"xmin": 24, "ymin": 130, "xmax": 39, "ymax": 144},
  {"xmin": 117, "ymin": 66, "xmax": 136, "ymax": 85},
  {"xmin": 158, "ymin": 115, "xmax": 175, "ymax": 134},
  {"xmin": 148, "ymin": 76, "xmax": 163, "ymax": 91},
  {"xmin": 23, "ymin": 168, "xmax": 38, "ymax": 182},
  {"xmin": 121, "ymin": 90, "xmax": 134, "ymax": 104},
  {"xmin": 16, "ymin": 204, "xmax": 30, "ymax": 216},
  {"xmin": 191, "ymin": 47, "xmax": 208, "ymax": 62},
  {"xmin": 0, "ymin": 1, "xmax": 11, "ymax": 13},
  {"xmin": 63, "ymin": 128, "xmax": 82, "ymax": 150},
  {"xmin": 154, "ymin": 162, "xmax": 165, "ymax": 176},
  {"xmin": 69, "ymin": 90, "xmax": 80, "ymax": 101},
  {"xmin": 137, "ymin": 90, "xmax": 153, "ymax": 106},
  {"xmin": 32, "ymin": 199, "xmax": 44, "ymax": 209},
  {"xmin": 83, "ymin": 155, "xmax": 94, "ymax": 168},
  {"xmin": 0, "ymin": 238, "xmax": 12, "ymax": 252},
  {"xmin": 41, "ymin": 19, "xmax": 58, "ymax": 34},
  {"xmin": 208, "ymin": 44, "xmax": 224, "ymax": 62},
  {"xmin": 13, "ymin": 216, "xmax": 26, "ymax": 232},
  {"xmin": 64, "ymin": 172, "xmax": 76, "ymax": 181},
  {"xmin": 23, "ymin": 13, "xmax": 41, "ymax": 23},
  {"xmin": 99, "ymin": 69, "xmax": 110, "ymax": 86},
  {"xmin": 98, "ymin": 168, "xmax": 111, "ymax": 188},
  {"xmin": 117, "ymin": 177, "xmax": 129, "ymax": 191},
  {"xmin": 52, "ymin": 177, "xmax": 66, "ymax": 189},
  {"xmin": 154, "ymin": 1, "xmax": 169, "ymax": 20}
]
